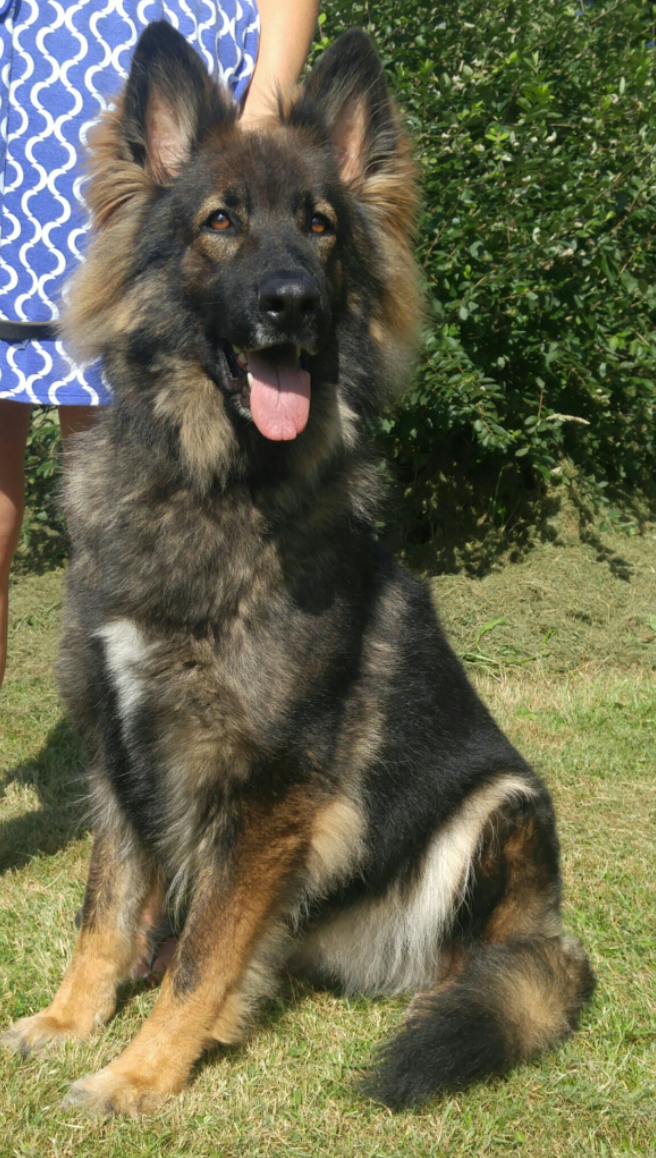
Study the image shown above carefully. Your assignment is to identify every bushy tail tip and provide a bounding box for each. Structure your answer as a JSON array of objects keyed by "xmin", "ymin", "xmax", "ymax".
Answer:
[{"xmin": 362, "ymin": 934, "xmax": 595, "ymax": 1109}]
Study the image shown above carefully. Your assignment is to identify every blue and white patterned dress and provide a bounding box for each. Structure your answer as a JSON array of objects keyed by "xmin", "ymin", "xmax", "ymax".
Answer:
[{"xmin": 0, "ymin": 0, "xmax": 259, "ymax": 406}]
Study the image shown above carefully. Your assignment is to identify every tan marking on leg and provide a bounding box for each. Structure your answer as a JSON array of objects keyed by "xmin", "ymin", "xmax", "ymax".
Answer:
[
  {"xmin": 62, "ymin": 792, "xmax": 317, "ymax": 1116},
  {"xmin": 483, "ymin": 816, "xmax": 561, "ymax": 943},
  {"xmin": 2, "ymin": 834, "xmax": 154, "ymax": 1056}
]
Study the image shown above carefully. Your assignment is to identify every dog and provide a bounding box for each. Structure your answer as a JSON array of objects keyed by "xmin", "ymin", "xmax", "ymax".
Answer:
[{"xmin": 2, "ymin": 23, "xmax": 594, "ymax": 1116}]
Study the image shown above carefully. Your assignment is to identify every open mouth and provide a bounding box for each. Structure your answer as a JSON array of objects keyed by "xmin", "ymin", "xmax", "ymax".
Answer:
[{"xmin": 222, "ymin": 342, "xmax": 312, "ymax": 442}]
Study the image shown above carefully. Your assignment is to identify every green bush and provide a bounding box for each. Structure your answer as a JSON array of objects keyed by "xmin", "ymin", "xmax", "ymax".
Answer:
[
  {"xmin": 19, "ymin": 408, "xmax": 66, "ymax": 568},
  {"xmin": 322, "ymin": 0, "xmax": 656, "ymax": 538}
]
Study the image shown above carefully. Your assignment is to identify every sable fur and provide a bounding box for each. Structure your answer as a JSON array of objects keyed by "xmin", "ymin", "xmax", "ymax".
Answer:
[{"xmin": 2, "ymin": 24, "xmax": 593, "ymax": 1116}]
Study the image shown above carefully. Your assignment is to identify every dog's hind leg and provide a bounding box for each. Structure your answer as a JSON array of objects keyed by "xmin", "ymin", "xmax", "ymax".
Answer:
[
  {"xmin": 61, "ymin": 790, "xmax": 314, "ymax": 1117},
  {"xmin": 2, "ymin": 829, "xmax": 156, "ymax": 1056},
  {"xmin": 364, "ymin": 786, "xmax": 595, "ymax": 1107}
]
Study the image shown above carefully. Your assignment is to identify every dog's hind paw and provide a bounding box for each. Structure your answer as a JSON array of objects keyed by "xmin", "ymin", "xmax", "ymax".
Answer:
[
  {"xmin": 62, "ymin": 1068, "xmax": 170, "ymax": 1118},
  {"xmin": 1, "ymin": 1012, "xmax": 84, "ymax": 1058}
]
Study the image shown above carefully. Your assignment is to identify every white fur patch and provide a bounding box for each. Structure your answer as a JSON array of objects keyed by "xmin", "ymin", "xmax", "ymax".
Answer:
[
  {"xmin": 296, "ymin": 773, "xmax": 536, "ymax": 995},
  {"xmin": 97, "ymin": 620, "xmax": 150, "ymax": 727}
]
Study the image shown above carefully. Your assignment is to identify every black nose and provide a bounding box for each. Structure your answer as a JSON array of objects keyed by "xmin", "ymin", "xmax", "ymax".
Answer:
[{"xmin": 259, "ymin": 273, "xmax": 321, "ymax": 331}]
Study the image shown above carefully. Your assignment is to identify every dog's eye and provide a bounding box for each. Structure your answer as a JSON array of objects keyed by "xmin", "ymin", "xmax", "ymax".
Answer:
[
  {"xmin": 310, "ymin": 213, "xmax": 331, "ymax": 236},
  {"xmin": 205, "ymin": 210, "xmax": 231, "ymax": 232}
]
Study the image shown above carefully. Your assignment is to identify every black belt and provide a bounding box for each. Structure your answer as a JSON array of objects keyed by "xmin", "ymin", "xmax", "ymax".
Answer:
[{"xmin": 0, "ymin": 319, "xmax": 59, "ymax": 341}]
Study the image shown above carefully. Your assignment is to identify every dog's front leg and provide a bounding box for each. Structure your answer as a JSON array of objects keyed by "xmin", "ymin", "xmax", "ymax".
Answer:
[
  {"xmin": 2, "ymin": 829, "xmax": 156, "ymax": 1056},
  {"xmin": 62, "ymin": 791, "xmax": 312, "ymax": 1117}
]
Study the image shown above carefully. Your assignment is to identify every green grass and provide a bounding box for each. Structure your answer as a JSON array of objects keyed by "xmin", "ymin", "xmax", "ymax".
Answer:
[{"xmin": 1, "ymin": 515, "xmax": 655, "ymax": 1157}]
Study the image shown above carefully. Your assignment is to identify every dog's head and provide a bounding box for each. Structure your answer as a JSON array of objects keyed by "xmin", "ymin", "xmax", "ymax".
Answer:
[{"xmin": 66, "ymin": 22, "xmax": 420, "ymax": 488}]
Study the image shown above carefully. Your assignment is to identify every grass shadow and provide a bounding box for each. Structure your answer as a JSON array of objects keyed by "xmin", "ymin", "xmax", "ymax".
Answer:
[
  {"xmin": 382, "ymin": 455, "xmax": 565, "ymax": 577},
  {"xmin": 189, "ymin": 972, "xmax": 349, "ymax": 1084},
  {"xmin": 568, "ymin": 487, "xmax": 638, "ymax": 582},
  {"xmin": 380, "ymin": 445, "xmax": 656, "ymax": 580},
  {"xmin": 0, "ymin": 716, "xmax": 87, "ymax": 875}
]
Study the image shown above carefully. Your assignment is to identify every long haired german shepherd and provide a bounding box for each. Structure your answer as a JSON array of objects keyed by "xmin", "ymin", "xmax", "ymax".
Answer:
[{"xmin": 3, "ymin": 23, "xmax": 593, "ymax": 1115}]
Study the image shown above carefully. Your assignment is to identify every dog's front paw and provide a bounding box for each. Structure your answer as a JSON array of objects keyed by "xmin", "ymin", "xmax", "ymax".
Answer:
[
  {"xmin": 62, "ymin": 1068, "xmax": 170, "ymax": 1118},
  {"xmin": 1, "ymin": 1011, "xmax": 86, "ymax": 1058}
]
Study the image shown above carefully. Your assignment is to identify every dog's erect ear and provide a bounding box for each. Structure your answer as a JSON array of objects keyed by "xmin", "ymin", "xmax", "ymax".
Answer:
[
  {"xmin": 120, "ymin": 20, "xmax": 229, "ymax": 183},
  {"xmin": 297, "ymin": 30, "xmax": 403, "ymax": 189},
  {"xmin": 288, "ymin": 30, "xmax": 421, "ymax": 395}
]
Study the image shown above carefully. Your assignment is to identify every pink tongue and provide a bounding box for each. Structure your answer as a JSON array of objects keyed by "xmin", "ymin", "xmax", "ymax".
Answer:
[{"xmin": 248, "ymin": 350, "xmax": 311, "ymax": 441}]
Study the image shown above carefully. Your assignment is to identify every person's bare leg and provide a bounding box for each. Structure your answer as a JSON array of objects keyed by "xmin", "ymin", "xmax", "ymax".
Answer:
[
  {"xmin": 1, "ymin": 403, "xmax": 100, "ymax": 689},
  {"xmin": 0, "ymin": 400, "xmax": 32, "ymax": 691}
]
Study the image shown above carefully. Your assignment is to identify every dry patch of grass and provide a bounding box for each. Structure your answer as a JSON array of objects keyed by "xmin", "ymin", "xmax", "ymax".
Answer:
[{"xmin": 1, "ymin": 519, "xmax": 655, "ymax": 1157}]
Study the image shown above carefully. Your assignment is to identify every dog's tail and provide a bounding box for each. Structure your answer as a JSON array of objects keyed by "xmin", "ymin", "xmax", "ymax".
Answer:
[{"xmin": 364, "ymin": 933, "xmax": 595, "ymax": 1108}]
